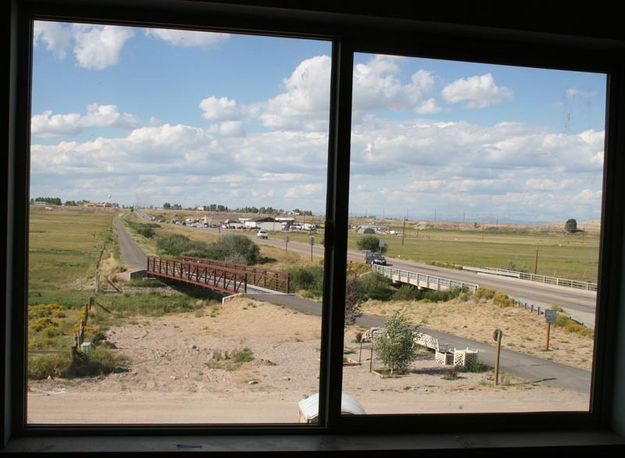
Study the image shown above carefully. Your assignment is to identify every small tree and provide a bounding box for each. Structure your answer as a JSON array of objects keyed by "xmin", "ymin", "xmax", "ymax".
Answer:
[
  {"xmin": 565, "ymin": 218, "xmax": 578, "ymax": 233},
  {"xmin": 357, "ymin": 235, "xmax": 387, "ymax": 253},
  {"xmin": 344, "ymin": 276, "xmax": 362, "ymax": 326},
  {"xmin": 374, "ymin": 312, "xmax": 419, "ymax": 375}
]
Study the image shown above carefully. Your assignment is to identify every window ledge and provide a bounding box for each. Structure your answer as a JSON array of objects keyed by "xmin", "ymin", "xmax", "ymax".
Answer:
[{"xmin": 3, "ymin": 430, "xmax": 625, "ymax": 455}]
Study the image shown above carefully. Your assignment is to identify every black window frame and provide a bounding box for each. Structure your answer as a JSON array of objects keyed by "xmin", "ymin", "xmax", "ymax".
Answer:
[{"xmin": 3, "ymin": 0, "xmax": 625, "ymax": 453}]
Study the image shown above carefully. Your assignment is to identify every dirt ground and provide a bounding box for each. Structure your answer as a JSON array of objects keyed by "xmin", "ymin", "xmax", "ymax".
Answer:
[
  {"xmin": 27, "ymin": 297, "xmax": 590, "ymax": 424},
  {"xmin": 362, "ymin": 297, "xmax": 595, "ymax": 371}
]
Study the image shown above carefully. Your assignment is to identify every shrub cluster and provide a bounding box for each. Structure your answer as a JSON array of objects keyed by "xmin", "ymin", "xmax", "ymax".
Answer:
[
  {"xmin": 127, "ymin": 221, "xmax": 159, "ymax": 238},
  {"xmin": 287, "ymin": 265, "xmax": 324, "ymax": 297},
  {"xmin": 28, "ymin": 347, "xmax": 129, "ymax": 380},
  {"xmin": 554, "ymin": 312, "xmax": 594, "ymax": 337},
  {"xmin": 493, "ymin": 291, "xmax": 515, "ymax": 308},
  {"xmin": 473, "ymin": 287, "xmax": 496, "ymax": 301},
  {"xmin": 357, "ymin": 235, "xmax": 387, "ymax": 253},
  {"xmin": 157, "ymin": 233, "xmax": 261, "ymax": 265},
  {"xmin": 206, "ymin": 347, "xmax": 254, "ymax": 371},
  {"xmin": 391, "ymin": 284, "xmax": 467, "ymax": 303}
]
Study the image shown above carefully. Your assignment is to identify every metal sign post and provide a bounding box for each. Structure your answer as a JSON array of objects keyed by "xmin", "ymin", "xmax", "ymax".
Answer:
[
  {"xmin": 309, "ymin": 235, "xmax": 315, "ymax": 261},
  {"xmin": 378, "ymin": 238, "xmax": 385, "ymax": 253},
  {"xmin": 285, "ymin": 235, "xmax": 289, "ymax": 252},
  {"xmin": 545, "ymin": 309, "xmax": 557, "ymax": 350},
  {"xmin": 493, "ymin": 328, "xmax": 503, "ymax": 385}
]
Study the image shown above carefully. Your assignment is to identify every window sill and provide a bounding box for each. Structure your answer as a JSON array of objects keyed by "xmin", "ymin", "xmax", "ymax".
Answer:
[{"xmin": 3, "ymin": 430, "xmax": 625, "ymax": 455}]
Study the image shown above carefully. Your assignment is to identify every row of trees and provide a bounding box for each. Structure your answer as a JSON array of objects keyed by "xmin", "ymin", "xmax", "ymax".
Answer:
[
  {"xmin": 162, "ymin": 202, "xmax": 313, "ymax": 216},
  {"xmin": 31, "ymin": 197, "xmax": 62, "ymax": 206}
]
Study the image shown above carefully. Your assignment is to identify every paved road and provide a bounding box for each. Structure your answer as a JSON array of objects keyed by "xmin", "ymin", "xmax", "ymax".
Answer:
[{"xmin": 115, "ymin": 217, "xmax": 147, "ymax": 270}]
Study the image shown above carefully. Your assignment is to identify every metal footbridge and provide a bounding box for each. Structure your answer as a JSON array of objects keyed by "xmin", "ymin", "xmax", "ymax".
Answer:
[{"xmin": 146, "ymin": 256, "xmax": 290, "ymax": 294}]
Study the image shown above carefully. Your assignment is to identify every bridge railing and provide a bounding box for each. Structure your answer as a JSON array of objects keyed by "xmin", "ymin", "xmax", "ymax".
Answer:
[
  {"xmin": 147, "ymin": 256, "xmax": 248, "ymax": 294},
  {"xmin": 463, "ymin": 266, "xmax": 597, "ymax": 292},
  {"xmin": 179, "ymin": 256, "xmax": 290, "ymax": 293},
  {"xmin": 373, "ymin": 264, "xmax": 479, "ymax": 292}
]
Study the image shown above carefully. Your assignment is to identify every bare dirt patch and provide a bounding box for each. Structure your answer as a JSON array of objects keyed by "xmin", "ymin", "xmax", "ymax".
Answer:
[{"xmin": 27, "ymin": 297, "xmax": 589, "ymax": 424}]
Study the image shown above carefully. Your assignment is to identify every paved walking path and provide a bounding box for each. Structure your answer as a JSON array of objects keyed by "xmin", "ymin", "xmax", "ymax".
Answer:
[{"xmin": 115, "ymin": 217, "xmax": 147, "ymax": 270}]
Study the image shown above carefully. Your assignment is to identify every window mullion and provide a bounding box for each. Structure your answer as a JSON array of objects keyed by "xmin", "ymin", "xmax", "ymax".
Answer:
[{"xmin": 319, "ymin": 38, "xmax": 354, "ymax": 430}]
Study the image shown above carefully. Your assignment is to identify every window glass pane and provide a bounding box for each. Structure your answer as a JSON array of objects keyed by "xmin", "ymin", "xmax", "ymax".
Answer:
[
  {"xmin": 28, "ymin": 20, "xmax": 330, "ymax": 424},
  {"xmin": 342, "ymin": 52, "xmax": 604, "ymax": 415}
]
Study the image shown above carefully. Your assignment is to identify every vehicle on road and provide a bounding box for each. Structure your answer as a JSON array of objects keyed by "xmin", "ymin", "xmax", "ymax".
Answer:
[
  {"xmin": 365, "ymin": 252, "xmax": 387, "ymax": 266},
  {"xmin": 257, "ymin": 230, "xmax": 268, "ymax": 239}
]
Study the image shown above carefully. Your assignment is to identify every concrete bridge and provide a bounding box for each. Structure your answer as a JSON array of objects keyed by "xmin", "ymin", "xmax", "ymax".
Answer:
[{"xmin": 372, "ymin": 264, "xmax": 479, "ymax": 292}]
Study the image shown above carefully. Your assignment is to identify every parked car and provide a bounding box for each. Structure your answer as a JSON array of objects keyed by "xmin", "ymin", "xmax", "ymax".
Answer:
[
  {"xmin": 256, "ymin": 230, "xmax": 268, "ymax": 239},
  {"xmin": 365, "ymin": 252, "xmax": 387, "ymax": 266}
]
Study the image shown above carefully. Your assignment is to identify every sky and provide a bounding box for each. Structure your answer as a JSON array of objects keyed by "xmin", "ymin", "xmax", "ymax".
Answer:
[{"xmin": 30, "ymin": 21, "xmax": 607, "ymax": 223}]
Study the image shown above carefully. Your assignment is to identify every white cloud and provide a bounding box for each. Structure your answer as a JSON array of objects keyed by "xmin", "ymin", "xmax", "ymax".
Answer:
[
  {"xmin": 415, "ymin": 98, "xmax": 442, "ymax": 114},
  {"xmin": 82, "ymin": 103, "xmax": 139, "ymax": 128},
  {"xmin": 348, "ymin": 117, "xmax": 604, "ymax": 220},
  {"xmin": 72, "ymin": 24, "xmax": 134, "ymax": 70},
  {"xmin": 206, "ymin": 121, "xmax": 245, "ymax": 137},
  {"xmin": 442, "ymin": 73, "xmax": 513, "ymax": 109},
  {"xmin": 33, "ymin": 21, "xmax": 72, "ymax": 59},
  {"xmin": 31, "ymin": 104, "xmax": 139, "ymax": 137},
  {"xmin": 352, "ymin": 56, "xmax": 436, "ymax": 113},
  {"xmin": 285, "ymin": 183, "xmax": 321, "ymax": 198},
  {"xmin": 31, "ymin": 122, "xmax": 330, "ymax": 211},
  {"xmin": 31, "ymin": 111, "xmax": 82, "ymax": 137},
  {"xmin": 259, "ymin": 55, "xmax": 332, "ymax": 130},
  {"xmin": 199, "ymin": 97, "xmax": 243, "ymax": 121},
  {"xmin": 566, "ymin": 88, "xmax": 599, "ymax": 98},
  {"xmin": 144, "ymin": 28, "xmax": 229, "ymax": 48}
]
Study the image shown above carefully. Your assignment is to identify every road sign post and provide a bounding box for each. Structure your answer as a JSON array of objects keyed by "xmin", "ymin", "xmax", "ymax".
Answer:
[
  {"xmin": 545, "ymin": 309, "xmax": 557, "ymax": 350},
  {"xmin": 493, "ymin": 328, "xmax": 503, "ymax": 385},
  {"xmin": 309, "ymin": 235, "xmax": 315, "ymax": 261}
]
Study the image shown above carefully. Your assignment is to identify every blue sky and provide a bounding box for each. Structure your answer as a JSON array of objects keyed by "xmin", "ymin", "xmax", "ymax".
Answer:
[{"xmin": 31, "ymin": 21, "xmax": 606, "ymax": 223}]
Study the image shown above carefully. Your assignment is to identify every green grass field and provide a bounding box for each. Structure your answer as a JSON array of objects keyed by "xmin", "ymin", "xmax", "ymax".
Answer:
[
  {"xmin": 355, "ymin": 228, "xmax": 600, "ymax": 283},
  {"xmin": 29, "ymin": 205, "xmax": 119, "ymax": 306},
  {"xmin": 268, "ymin": 226, "xmax": 599, "ymax": 283}
]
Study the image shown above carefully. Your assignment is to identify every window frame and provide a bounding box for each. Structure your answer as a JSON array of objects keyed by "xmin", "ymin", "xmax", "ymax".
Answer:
[{"xmin": 4, "ymin": 0, "xmax": 625, "ymax": 450}]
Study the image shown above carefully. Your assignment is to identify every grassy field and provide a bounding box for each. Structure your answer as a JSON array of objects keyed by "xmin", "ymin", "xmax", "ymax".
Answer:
[
  {"xmin": 255, "ymin": 225, "xmax": 599, "ymax": 283},
  {"xmin": 351, "ymin": 228, "xmax": 600, "ymax": 283},
  {"xmin": 29, "ymin": 205, "xmax": 120, "ymax": 307}
]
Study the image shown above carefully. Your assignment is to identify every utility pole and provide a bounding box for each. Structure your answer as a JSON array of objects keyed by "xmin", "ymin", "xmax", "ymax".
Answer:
[
  {"xmin": 402, "ymin": 218, "xmax": 406, "ymax": 247},
  {"xmin": 534, "ymin": 246, "xmax": 539, "ymax": 275}
]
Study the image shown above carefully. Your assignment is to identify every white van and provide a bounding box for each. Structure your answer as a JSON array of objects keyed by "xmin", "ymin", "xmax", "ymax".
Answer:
[{"xmin": 256, "ymin": 230, "xmax": 268, "ymax": 239}]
